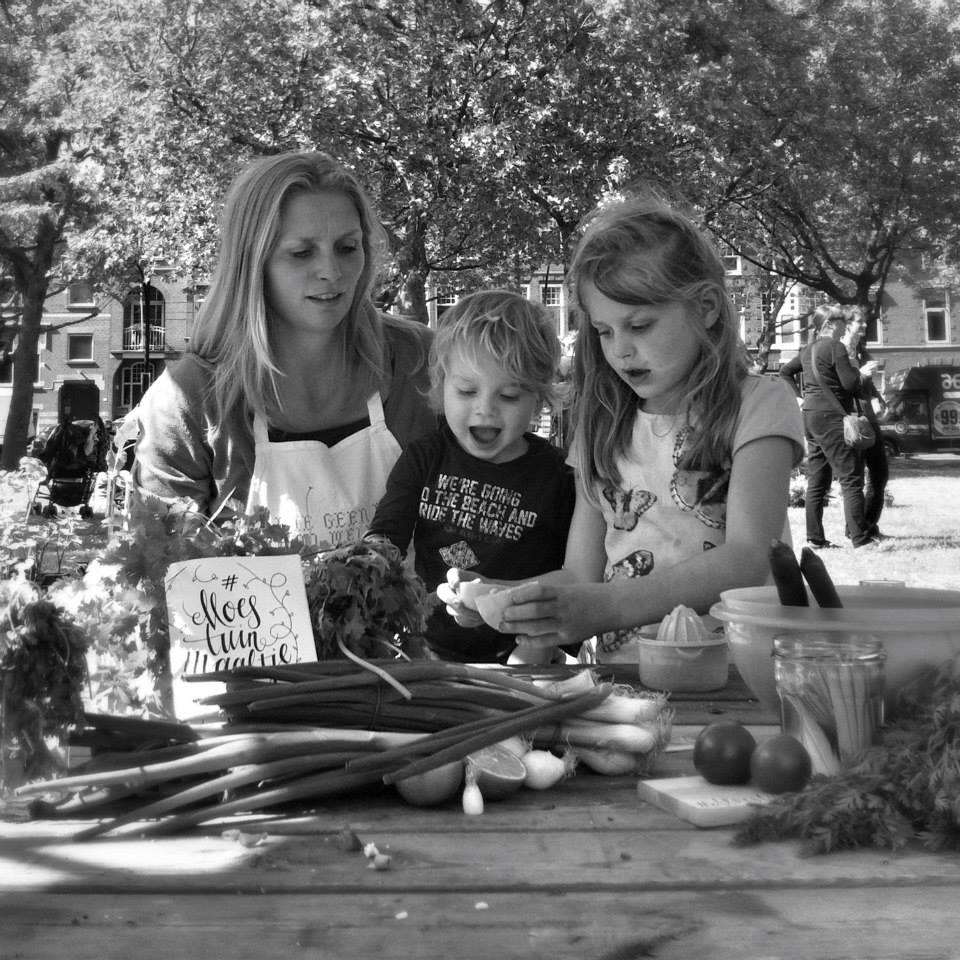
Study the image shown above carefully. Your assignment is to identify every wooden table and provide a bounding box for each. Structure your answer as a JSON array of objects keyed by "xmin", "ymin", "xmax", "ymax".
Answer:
[{"xmin": 2, "ymin": 670, "xmax": 959, "ymax": 960}]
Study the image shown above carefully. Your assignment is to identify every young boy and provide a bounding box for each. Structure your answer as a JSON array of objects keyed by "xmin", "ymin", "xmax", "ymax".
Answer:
[{"xmin": 365, "ymin": 289, "xmax": 575, "ymax": 662}]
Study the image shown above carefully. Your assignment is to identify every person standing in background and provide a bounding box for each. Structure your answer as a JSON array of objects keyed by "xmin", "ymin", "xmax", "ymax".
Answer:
[
  {"xmin": 842, "ymin": 307, "xmax": 889, "ymax": 540},
  {"xmin": 779, "ymin": 304, "xmax": 877, "ymax": 549}
]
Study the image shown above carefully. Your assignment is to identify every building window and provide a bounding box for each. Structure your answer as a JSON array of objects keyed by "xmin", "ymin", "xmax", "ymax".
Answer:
[
  {"xmin": 1, "ymin": 275, "xmax": 16, "ymax": 309},
  {"xmin": 436, "ymin": 289, "xmax": 458, "ymax": 320},
  {"xmin": 722, "ymin": 252, "xmax": 743, "ymax": 276},
  {"xmin": 774, "ymin": 288, "xmax": 823, "ymax": 347},
  {"xmin": 37, "ymin": 330, "xmax": 50, "ymax": 386},
  {"xmin": 192, "ymin": 283, "xmax": 209, "ymax": 319},
  {"xmin": 1, "ymin": 333, "xmax": 49, "ymax": 384},
  {"xmin": 123, "ymin": 284, "xmax": 166, "ymax": 351},
  {"xmin": 67, "ymin": 333, "xmax": 94, "ymax": 362},
  {"xmin": 541, "ymin": 283, "xmax": 562, "ymax": 307},
  {"xmin": 120, "ymin": 361, "xmax": 155, "ymax": 408},
  {"xmin": 924, "ymin": 291, "xmax": 949, "ymax": 343},
  {"xmin": 774, "ymin": 315, "xmax": 802, "ymax": 349},
  {"xmin": 67, "ymin": 281, "xmax": 96, "ymax": 308}
]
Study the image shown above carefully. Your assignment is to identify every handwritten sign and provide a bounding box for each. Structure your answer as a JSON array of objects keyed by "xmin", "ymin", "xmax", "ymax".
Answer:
[{"xmin": 165, "ymin": 555, "xmax": 316, "ymax": 721}]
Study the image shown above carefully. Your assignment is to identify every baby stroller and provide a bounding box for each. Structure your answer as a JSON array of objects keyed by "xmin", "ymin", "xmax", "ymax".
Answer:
[
  {"xmin": 29, "ymin": 382, "xmax": 109, "ymax": 519},
  {"xmin": 30, "ymin": 416, "xmax": 109, "ymax": 518}
]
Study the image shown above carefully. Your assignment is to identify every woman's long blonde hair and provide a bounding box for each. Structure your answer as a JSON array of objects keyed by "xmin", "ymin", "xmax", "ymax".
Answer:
[
  {"xmin": 189, "ymin": 151, "xmax": 389, "ymax": 426},
  {"xmin": 568, "ymin": 196, "xmax": 749, "ymax": 500}
]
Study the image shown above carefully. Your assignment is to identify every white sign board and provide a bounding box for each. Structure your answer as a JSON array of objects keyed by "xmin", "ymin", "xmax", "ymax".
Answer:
[{"xmin": 164, "ymin": 555, "xmax": 316, "ymax": 721}]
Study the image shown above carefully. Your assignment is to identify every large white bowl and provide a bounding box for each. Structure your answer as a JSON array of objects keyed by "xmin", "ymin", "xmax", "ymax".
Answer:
[{"xmin": 709, "ymin": 584, "xmax": 960, "ymax": 714}]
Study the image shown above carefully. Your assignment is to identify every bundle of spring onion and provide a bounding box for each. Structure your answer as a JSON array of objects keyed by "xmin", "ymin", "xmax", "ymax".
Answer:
[
  {"xmin": 776, "ymin": 647, "xmax": 884, "ymax": 776},
  {"xmin": 15, "ymin": 661, "xmax": 671, "ymax": 838}
]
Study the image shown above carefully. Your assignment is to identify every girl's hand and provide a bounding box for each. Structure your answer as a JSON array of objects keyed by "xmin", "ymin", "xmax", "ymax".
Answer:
[
  {"xmin": 498, "ymin": 581, "xmax": 602, "ymax": 648},
  {"xmin": 435, "ymin": 568, "xmax": 485, "ymax": 628}
]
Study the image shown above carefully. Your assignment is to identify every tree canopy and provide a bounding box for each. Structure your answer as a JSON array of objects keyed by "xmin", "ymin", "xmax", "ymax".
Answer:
[{"xmin": 2, "ymin": 0, "xmax": 959, "ymax": 461}]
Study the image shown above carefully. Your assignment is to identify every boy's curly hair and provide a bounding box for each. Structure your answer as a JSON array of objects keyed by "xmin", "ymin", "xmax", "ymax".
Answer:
[{"xmin": 428, "ymin": 289, "xmax": 563, "ymax": 413}]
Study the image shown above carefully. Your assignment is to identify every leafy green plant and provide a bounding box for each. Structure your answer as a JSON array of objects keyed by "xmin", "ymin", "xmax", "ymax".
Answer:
[
  {"xmin": 735, "ymin": 654, "xmax": 960, "ymax": 855},
  {"xmin": 303, "ymin": 539, "xmax": 433, "ymax": 660},
  {"xmin": 0, "ymin": 458, "xmax": 91, "ymax": 583},
  {"xmin": 0, "ymin": 580, "xmax": 89, "ymax": 783}
]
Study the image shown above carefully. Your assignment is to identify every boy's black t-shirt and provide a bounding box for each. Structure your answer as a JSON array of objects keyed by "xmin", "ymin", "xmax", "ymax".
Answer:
[{"xmin": 367, "ymin": 424, "xmax": 576, "ymax": 662}]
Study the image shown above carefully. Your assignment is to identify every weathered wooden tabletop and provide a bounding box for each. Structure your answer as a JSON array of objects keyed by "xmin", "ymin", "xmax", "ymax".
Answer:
[{"xmin": 2, "ymin": 669, "xmax": 959, "ymax": 960}]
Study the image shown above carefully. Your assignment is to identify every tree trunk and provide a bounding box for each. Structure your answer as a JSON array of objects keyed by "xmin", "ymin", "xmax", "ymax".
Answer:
[
  {"xmin": 1, "ymin": 211, "xmax": 58, "ymax": 471},
  {"xmin": 399, "ymin": 271, "xmax": 429, "ymax": 324},
  {"xmin": 393, "ymin": 225, "xmax": 430, "ymax": 324},
  {"xmin": 1, "ymin": 277, "xmax": 47, "ymax": 471}
]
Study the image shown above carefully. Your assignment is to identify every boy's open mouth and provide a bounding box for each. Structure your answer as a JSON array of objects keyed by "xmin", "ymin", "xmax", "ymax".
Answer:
[{"xmin": 469, "ymin": 426, "xmax": 501, "ymax": 445}]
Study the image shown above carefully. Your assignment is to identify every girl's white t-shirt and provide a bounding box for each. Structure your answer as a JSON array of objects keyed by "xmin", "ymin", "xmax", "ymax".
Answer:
[{"xmin": 592, "ymin": 375, "xmax": 804, "ymax": 651}]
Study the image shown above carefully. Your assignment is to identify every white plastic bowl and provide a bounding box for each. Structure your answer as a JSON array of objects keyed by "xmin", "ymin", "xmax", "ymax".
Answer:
[{"xmin": 710, "ymin": 584, "xmax": 960, "ymax": 713}]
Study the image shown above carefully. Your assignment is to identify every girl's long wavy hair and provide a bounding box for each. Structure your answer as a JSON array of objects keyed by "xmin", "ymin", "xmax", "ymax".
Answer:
[
  {"xmin": 568, "ymin": 196, "xmax": 749, "ymax": 501},
  {"xmin": 189, "ymin": 151, "xmax": 389, "ymax": 427}
]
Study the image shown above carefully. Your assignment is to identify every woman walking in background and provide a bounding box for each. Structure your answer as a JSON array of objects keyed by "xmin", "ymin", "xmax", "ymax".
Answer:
[
  {"xmin": 779, "ymin": 305, "xmax": 877, "ymax": 549},
  {"xmin": 842, "ymin": 307, "xmax": 889, "ymax": 540}
]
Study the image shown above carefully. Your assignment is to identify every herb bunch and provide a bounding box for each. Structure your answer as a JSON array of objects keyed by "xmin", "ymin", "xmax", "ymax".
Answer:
[
  {"xmin": 736, "ymin": 655, "xmax": 960, "ymax": 855},
  {"xmin": 1, "ymin": 581, "xmax": 89, "ymax": 782},
  {"xmin": 303, "ymin": 539, "xmax": 432, "ymax": 660}
]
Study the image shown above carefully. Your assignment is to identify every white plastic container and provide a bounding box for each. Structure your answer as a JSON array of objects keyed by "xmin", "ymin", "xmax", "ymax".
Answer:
[
  {"xmin": 636, "ymin": 633, "xmax": 729, "ymax": 692},
  {"xmin": 710, "ymin": 584, "xmax": 960, "ymax": 713}
]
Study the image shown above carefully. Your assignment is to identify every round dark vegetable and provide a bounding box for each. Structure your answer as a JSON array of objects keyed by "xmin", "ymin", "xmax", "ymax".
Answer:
[
  {"xmin": 750, "ymin": 734, "xmax": 813, "ymax": 794},
  {"xmin": 693, "ymin": 721, "xmax": 757, "ymax": 785}
]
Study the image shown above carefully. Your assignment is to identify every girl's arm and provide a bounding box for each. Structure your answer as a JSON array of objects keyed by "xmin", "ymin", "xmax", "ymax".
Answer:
[{"xmin": 500, "ymin": 435, "xmax": 795, "ymax": 646}]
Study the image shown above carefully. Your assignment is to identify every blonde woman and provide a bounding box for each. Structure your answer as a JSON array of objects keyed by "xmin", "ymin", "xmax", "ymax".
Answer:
[{"xmin": 133, "ymin": 152, "xmax": 435, "ymax": 545}]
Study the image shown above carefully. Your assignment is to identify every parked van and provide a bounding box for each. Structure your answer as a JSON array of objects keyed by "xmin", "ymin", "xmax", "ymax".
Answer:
[{"xmin": 880, "ymin": 365, "xmax": 960, "ymax": 456}]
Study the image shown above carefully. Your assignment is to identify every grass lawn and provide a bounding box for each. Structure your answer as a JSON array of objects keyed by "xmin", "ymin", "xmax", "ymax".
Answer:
[{"xmin": 786, "ymin": 453, "xmax": 960, "ymax": 591}]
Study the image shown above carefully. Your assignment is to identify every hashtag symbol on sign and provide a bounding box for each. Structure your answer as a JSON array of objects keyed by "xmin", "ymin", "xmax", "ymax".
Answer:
[{"xmin": 222, "ymin": 574, "xmax": 238, "ymax": 591}]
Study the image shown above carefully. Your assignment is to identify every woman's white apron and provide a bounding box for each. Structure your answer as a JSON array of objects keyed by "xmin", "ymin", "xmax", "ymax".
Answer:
[{"xmin": 246, "ymin": 393, "xmax": 401, "ymax": 548}]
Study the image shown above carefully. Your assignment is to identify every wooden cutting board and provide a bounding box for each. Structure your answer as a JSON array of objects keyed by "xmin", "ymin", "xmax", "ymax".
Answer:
[{"xmin": 637, "ymin": 775, "xmax": 776, "ymax": 828}]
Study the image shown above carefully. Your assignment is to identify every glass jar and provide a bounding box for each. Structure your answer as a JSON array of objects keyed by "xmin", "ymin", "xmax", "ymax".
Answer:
[{"xmin": 773, "ymin": 633, "xmax": 885, "ymax": 776}]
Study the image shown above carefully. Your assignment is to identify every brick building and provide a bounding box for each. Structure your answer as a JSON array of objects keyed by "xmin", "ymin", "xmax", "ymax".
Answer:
[
  {"xmin": 2, "ymin": 259, "xmax": 957, "ymax": 440},
  {"xmin": 0, "ymin": 264, "xmax": 200, "ymax": 436}
]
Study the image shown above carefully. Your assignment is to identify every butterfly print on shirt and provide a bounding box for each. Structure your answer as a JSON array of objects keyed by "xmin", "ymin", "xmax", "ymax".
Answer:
[
  {"xmin": 601, "ymin": 485, "xmax": 657, "ymax": 532},
  {"xmin": 669, "ymin": 427, "xmax": 729, "ymax": 530},
  {"xmin": 608, "ymin": 549, "xmax": 655, "ymax": 579}
]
